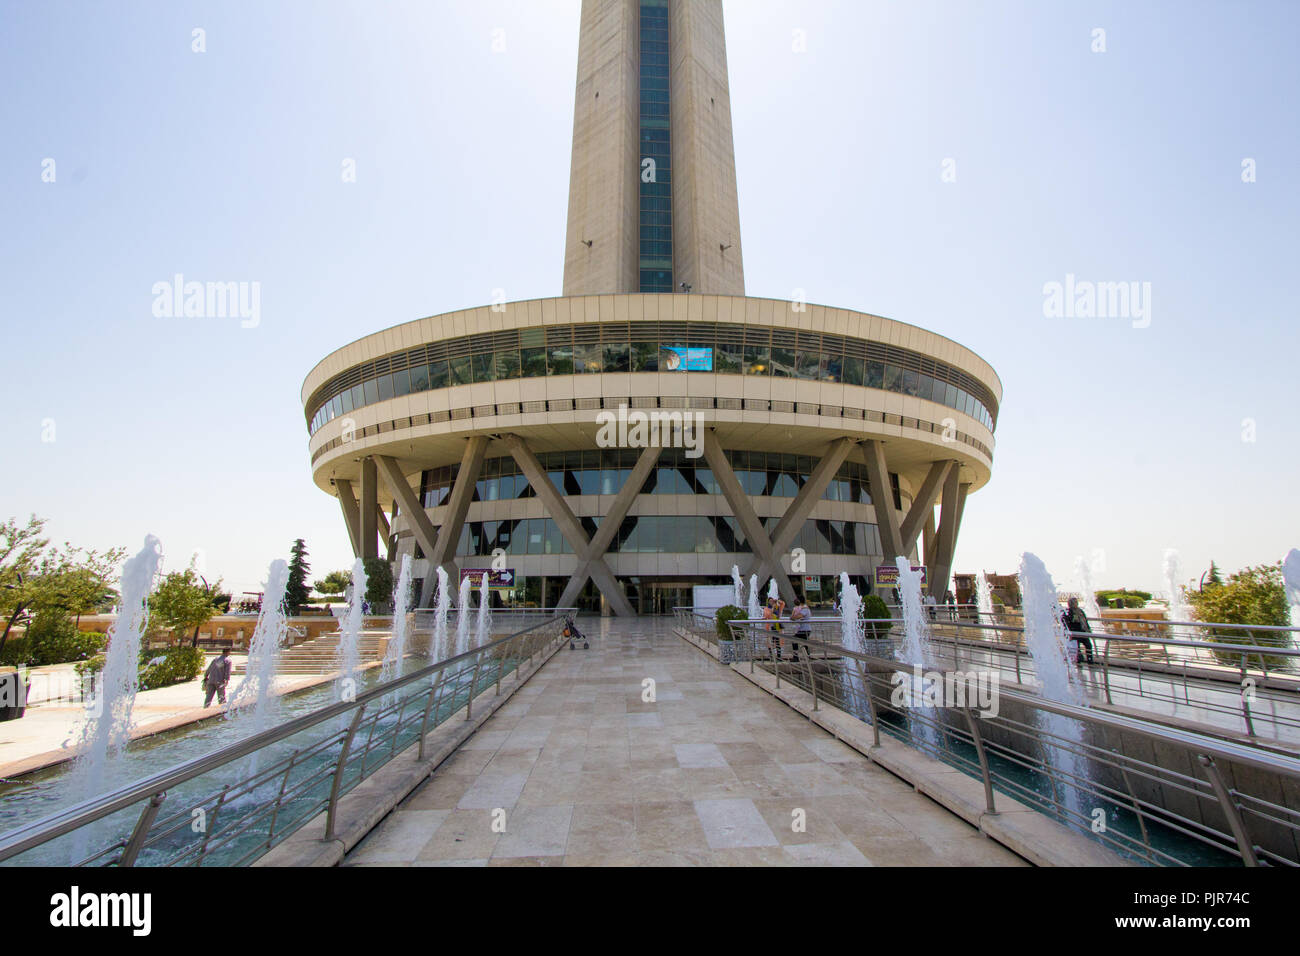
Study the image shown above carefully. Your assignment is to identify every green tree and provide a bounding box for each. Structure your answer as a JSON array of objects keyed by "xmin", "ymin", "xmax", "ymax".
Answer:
[
  {"xmin": 0, "ymin": 515, "xmax": 50, "ymax": 654},
  {"xmin": 286, "ymin": 539, "xmax": 311, "ymax": 616},
  {"xmin": 151, "ymin": 565, "xmax": 224, "ymax": 648},
  {"xmin": 1205, "ymin": 561, "xmax": 1224, "ymax": 588},
  {"xmin": 363, "ymin": 558, "xmax": 393, "ymax": 613},
  {"xmin": 314, "ymin": 569, "xmax": 351, "ymax": 598},
  {"xmin": 1186, "ymin": 562, "xmax": 1292, "ymax": 669},
  {"xmin": 29, "ymin": 543, "xmax": 127, "ymax": 624},
  {"xmin": 1, "ymin": 516, "xmax": 125, "ymax": 654}
]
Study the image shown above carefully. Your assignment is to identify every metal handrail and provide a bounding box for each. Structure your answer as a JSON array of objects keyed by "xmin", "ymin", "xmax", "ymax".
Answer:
[
  {"xmin": 720, "ymin": 619, "xmax": 1300, "ymax": 866},
  {"xmin": 0, "ymin": 615, "xmax": 568, "ymax": 866}
]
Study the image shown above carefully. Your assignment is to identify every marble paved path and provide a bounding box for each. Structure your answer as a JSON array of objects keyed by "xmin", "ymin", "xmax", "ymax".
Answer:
[{"xmin": 343, "ymin": 617, "xmax": 1026, "ymax": 867}]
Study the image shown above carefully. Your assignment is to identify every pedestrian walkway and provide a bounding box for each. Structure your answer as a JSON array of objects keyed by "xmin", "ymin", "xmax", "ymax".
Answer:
[{"xmin": 343, "ymin": 617, "xmax": 1026, "ymax": 866}]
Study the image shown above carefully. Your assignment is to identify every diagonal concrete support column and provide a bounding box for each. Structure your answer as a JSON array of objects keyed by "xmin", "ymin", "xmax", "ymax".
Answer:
[
  {"xmin": 359, "ymin": 457, "xmax": 379, "ymax": 560},
  {"xmin": 862, "ymin": 440, "xmax": 903, "ymax": 566},
  {"xmin": 504, "ymin": 434, "xmax": 635, "ymax": 617},
  {"xmin": 417, "ymin": 435, "xmax": 489, "ymax": 607},
  {"xmin": 375, "ymin": 456, "xmax": 440, "ymax": 581},
  {"xmin": 702, "ymin": 429, "xmax": 796, "ymax": 607},
  {"xmin": 742, "ymin": 436, "xmax": 856, "ymax": 586},
  {"xmin": 558, "ymin": 444, "xmax": 661, "ymax": 610},
  {"xmin": 923, "ymin": 510, "xmax": 937, "ymax": 570},
  {"xmin": 336, "ymin": 479, "xmax": 361, "ymax": 557},
  {"xmin": 929, "ymin": 465, "xmax": 970, "ymax": 600},
  {"xmin": 898, "ymin": 460, "xmax": 953, "ymax": 554}
]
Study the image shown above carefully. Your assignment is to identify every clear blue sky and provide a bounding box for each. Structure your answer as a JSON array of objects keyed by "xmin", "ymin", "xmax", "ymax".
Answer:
[{"xmin": 1, "ymin": 0, "xmax": 1296, "ymax": 599}]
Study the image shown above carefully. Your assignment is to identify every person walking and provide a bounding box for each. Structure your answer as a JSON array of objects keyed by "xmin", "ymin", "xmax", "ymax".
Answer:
[
  {"xmin": 789, "ymin": 590, "xmax": 812, "ymax": 663},
  {"xmin": 1061, "ymin": 596, "xmax": 1095, "ymax": 664},
  {"xmin": 203, "ymin": 648, "xmax": 233, "ymax": 707},
  {"xmin": 763, "ymin": 597, "xmax": 785, "ymax": 661}
]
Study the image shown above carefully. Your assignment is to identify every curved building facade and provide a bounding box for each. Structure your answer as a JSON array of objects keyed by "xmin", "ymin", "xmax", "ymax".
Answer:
[{"xmin": 300, "ymin": 1, "xmax": 1001, "ymax": 614}]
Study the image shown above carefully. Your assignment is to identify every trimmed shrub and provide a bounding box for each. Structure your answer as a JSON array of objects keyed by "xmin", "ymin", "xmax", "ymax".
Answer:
[
  {"xmin": 138, "ymin": 646, "xmax": 205, "ymax": 691},
  {"xmin": 0, "ymin": 636, "xmax": 32, "ymax": 668},
  {"xmin": 861, "ymin": 594, "xmax": 892, "ymax": 640},
  {"xmin": 75, "ymin": 654, "xmax": 106, "ymax": 680},
  {"xmin": 714, "ymin": 605, "xmax": 746, "ymax": 641},
  {"xmin": 18, "ymin": 614, "xmax": 105, "ymax": 666}
]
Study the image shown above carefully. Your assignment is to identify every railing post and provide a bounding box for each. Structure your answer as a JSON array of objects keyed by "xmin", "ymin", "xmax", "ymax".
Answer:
[
  {"xmin": 466, "ymin": 657, "xmax": 484, "ymax": 720},
  {"xmin": 326, "ymin": 703, "xmax": 367, "ymax": 841},
  {"xmin": 120, "ymin": 792, "xmax": 166, "ymax": 867},
  {"xmin": 1197, "ymin": 754, "xmax": 1259, "ymax": 866},
  {"xmin": 418, "ymin": 668, "xmax": 446, "ymax": 760},
  {"xmin": 388, "ymin": 694, "xmax": 410, "ymax": 757},
  {"xmin": 1101, "ymin": 637, "xmax": 1114, "ymax": 705},
  {"xmin": 961, "ymin": 708, "xmax": 996, "ymax": 814},
  {"xmin": 860, "ymin": 657, "xmax": 881, "ymax": 747},
  {"xmin": 266, "ymin": 750, "xmax": 300, "ymax": 843},
  {"xmin": 496, "ymin": 637, "xmax": 511, "ymax": 696},
  {"xmin": 196, "ymin": 785, "xmax": 230, "ymax": 866},
  {"xmin": 805, "ymin": 650, "xmax": 818, "ymax": 712}
]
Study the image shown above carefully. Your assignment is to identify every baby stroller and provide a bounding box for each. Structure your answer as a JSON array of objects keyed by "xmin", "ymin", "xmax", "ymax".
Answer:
[{"xmin": 563, "ymin": 615, "xmax": 589, "ymax": 650}]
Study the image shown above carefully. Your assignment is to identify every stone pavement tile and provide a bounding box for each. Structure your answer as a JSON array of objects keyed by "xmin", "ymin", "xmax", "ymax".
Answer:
[
  {"xmin": 783, "ymin": 841, "xmax": 871, "ymax": 866},
  {"xmin": 516, "ymin": 770, "xmax": 584, "ymax": 807},
  {"xmin": 678, "ymin": 766, "xmax": 747, "ymax": 800},
  {"xmin": 693, "ymin": 797, "xmax": 780, "ymax": 849},
  {"xmin": 440, "ymin": 747, "xmax": 496, "ymax": 776},
  {"xmin": 502, "ymin": 727, "xmax": 555, "ymax": 750},
  {"xmin": 674, "ymin": 742, "xmax": 728, "ymax": 768},
  {"xmin": 411, "ymin": 858, "xmax": 489, "ymax": 867},
  {"xmin": 709, "ymin": 846, "xmax": 795, "ymax": 866},
  {"xmin": 775, "ymin": 761, "xmax": 861, "ymax": 796},
  {"xmin": 800, "ymin": 736, "xmax": 862, "ymax": 764},
  {"xmin": 345, "ymin": 809, "xmax": 449, "ymax": 864},
  {"xmin": 493, "ymin": 805, "xmax": 574, "ymax": 858},
  {"xmin": 752, "ymin": 797, "xmax": 851, "ymax": 846},
  {"xmin": 717, "ymin": 741, "xmax": 778, "ymax": 767},
  {"xmin": 564, "ymin": 802, "xmax": 636, "ymax": 857},
  {"xmin": 813, "ymin": 792, "xmax": 908, "ymax": 839},
  {"xmin": 487, "ymin": 856, "xmax": 565, "ymax": 866},
  {"xmin": 457, "ymin": 772, "xmax": 529, "ymax": 809},
  {"xmin": 848, "ymin": 833, "xmax": 948, "ymax": 866},
  {"xmin": 625, "ymin": 712, "xmax": 663, "ymax": 727},
  {"xmin": 483, "ymin": 747, "xmax": 542, "ymax": 775},
  {"xmin": 833, "ymin": 761, "xmax": 921, "ymax": 797},
  {"xmin": 624, "ymin": 766, "xmax": 692, "ymax": 802},
  {"xmin": 636, "ymin": 848, "xmax": 712, "ymax": 866},
  {"xmin": 404, "ymin": 772, "xmax": 478, "ymax": 811},
  {"xmin": 629, "ymin": 752, "xmax": 679, "ymax": 772},
  {"xmin": 562, "ymin": 851, "xmax": 640, "ymax": 866},
  {"xmin": 582, "ymin": 747, "xmax": 632, "ymax": 771},
  {"xmin": 570, "ymin": 769, "xmax": 637, "ymax": 804},
  {"xmin": 727, "ymin": 763, "xmax": 806, "ymax": 801},
  {"xmin": 416, "ymin": 809, "xmax": 502, "ymax": 861},
  {"xmin": 458, "ymin": 730, "xmax": 511, "ymax": 751},
  {"xmin": 919, "ymin": 832, "xmax": 1028, "ymax": 866},
  {"xmin": 635, "ymin": 800, "xmax": 711, "ymax": 852}
]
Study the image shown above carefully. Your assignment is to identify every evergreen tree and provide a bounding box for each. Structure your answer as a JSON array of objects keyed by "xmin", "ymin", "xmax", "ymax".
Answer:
[
  {"xmin": 1206, "ymin": 561, "xmax": 1224, "ymax": 588},
  {"xmin": 286, "ymin": 539, "xmax": 311, "ymax": 616}
]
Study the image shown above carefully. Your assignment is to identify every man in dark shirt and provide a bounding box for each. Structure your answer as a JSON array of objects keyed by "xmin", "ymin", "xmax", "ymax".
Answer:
[
  {"xmin": 1061, "ymin": 596, "xmax": 1094, "ymax": 664},
  {"xmin": 204, "ymin": 648, "xmax": 233, "ymax": 706}
]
